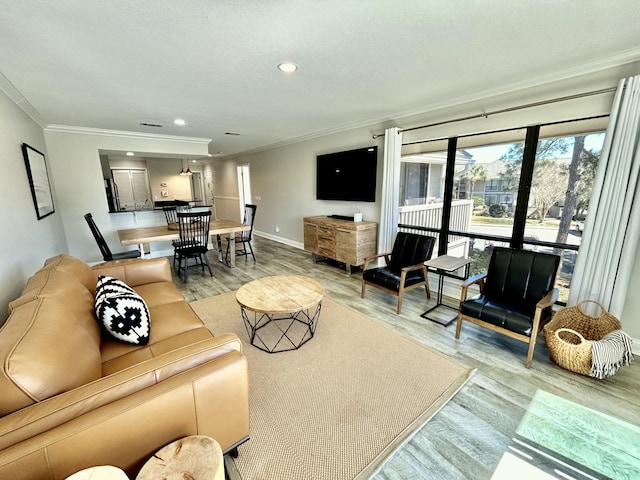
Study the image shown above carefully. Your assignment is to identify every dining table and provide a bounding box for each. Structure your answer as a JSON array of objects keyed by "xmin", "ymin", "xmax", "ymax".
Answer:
[{"xmin": 117, "ymin": 219, "xmax": 250, "ymax": 267}]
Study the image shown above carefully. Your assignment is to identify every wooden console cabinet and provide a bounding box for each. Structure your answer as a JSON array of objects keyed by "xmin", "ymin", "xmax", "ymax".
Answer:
[{"xmin": 303, "ymin": 216, "xmax": 378, "ymax": 274}]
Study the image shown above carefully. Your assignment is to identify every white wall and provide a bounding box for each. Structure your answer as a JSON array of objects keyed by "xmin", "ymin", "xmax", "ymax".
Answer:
[
  {"xmin": 217, "ymin": 129, "xmax": 384, "ymax": 246},
  {"xmin": 43, "ymin": 127, "xmax": 210, "ymax": 263},
  {"xmin": 0, "ymin": 90, "xmax": 67, "ymax": 323},
  {"xmin": 146, "ymin": 158, "xmax": 197, "ymax": 202}
]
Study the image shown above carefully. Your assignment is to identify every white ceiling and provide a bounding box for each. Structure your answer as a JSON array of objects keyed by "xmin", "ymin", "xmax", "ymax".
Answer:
[{"xmin": 1, "ymin": 1, "xmax": 640, "ymax": 157}]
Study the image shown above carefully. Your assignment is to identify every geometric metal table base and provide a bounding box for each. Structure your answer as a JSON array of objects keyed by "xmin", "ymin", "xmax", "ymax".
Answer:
[
  {"xmin": 420, "ymin": 255, "xmax": 471, "ymax": 327},
  {"xmin": 420, "ymin": 303, "xmax": 459, "ymax": 327},
  {"xmin": 420, "ymin": 265, "xmax": 459, "ymax": 326},
  {"xmin": 241, "ymin": 301, "xmax": 322, "ymax": 353}
]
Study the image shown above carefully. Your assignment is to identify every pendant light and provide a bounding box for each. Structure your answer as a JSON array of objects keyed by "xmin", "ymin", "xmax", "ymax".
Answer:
[{"xmin": 179, "ymin": 159, "xmax": 192, "ymax": 175}]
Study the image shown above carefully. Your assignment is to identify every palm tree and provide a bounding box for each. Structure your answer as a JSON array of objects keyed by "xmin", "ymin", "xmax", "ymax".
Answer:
[{"xmin": 462, "ymin": 164, "xmax": 489, "ymax": 198}]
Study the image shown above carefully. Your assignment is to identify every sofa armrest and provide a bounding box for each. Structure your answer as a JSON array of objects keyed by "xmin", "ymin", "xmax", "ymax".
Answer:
[
  {"xmin": 0, "ymin": 352, "xmax": 249, "ymax": 480},
  {"xmin": 92, "ymin": 257, "xmax": 172, "ymax": 286},
  {"xmin": 0, "ymin": 333, "xmax": 243, "ymax": 451}
]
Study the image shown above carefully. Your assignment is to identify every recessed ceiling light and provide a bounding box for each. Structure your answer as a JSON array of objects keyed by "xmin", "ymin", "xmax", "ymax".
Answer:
[
  {"xmin": 126, "ymin": 152, "xmax": 135, "ymax": 156},
  {"xmin": 174, "ymin": 118, "xmax": 186, "ymax": 126},
  {"xmin": 277, "ymin": 62, "xmax": 298, "ymax": 73}
]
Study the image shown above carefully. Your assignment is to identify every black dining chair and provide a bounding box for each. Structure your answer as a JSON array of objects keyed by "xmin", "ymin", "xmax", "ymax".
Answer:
[
  {"xmin": 163, "ymin": 206, "xmax": 194, "ymax": 270},
  {"xmin": 175, "ymin": 210, "xmax": 213, "ymax": 282},
  {"xmin": 84, "ymin": 213, "xmax": 141, "ymax": 262},
  {"xmin": 225, "ymin": 204, "xmax": 257, "ymax": 263}
]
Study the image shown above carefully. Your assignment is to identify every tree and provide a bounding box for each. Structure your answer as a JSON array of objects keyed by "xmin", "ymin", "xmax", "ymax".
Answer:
[
  {"xmin": 497, "ymin": 135, "xmax": 601, "ymax": 243},
  {"xmin": 499, "ymin": 138, "xmax": 570, "ymax": 192},
  {"xmin": 461, "ymin": 164, "xmax": 488, "ymax": 197},
  {"xmin": 575, "ymin": 147, "xmax": 599, "ymax": 217},
  {"xmin": 555, "ymin": 136, "xmax": 584, "ymax": 244},
  {"xmin": 530, "ymin": 159, "xmax": 568, "ymax": 222}
]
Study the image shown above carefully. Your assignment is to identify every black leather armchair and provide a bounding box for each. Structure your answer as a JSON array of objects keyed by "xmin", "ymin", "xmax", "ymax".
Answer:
[
  {"xmin": 361, "ymin": 232, "xmax": 436, "ymax": 314},
  {"xmin": 455, "ymin": 247, "xmax": 560, "ymax": 368}
]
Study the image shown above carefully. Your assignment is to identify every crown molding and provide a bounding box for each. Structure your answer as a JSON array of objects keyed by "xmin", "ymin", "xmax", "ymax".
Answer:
[
  {"xmin": 0, "ymin": 71, "xmax": 48, "ymax": 128},
  {"xmin": 44, "ymin": 124, "xmax": 212, "ymax": 144},
  {"xmin": 386, "ymin": 47, "xmax": 640, "ymax": 126},
  {"xmin": 228, "ymin": 48, "xmax": 640, "ymax": 159}
]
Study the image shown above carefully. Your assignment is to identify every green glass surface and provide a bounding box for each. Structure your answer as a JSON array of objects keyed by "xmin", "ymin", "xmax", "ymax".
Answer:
[{"xmin": 517, "ymin": 390, "xmax": 640, "ymax": 479}]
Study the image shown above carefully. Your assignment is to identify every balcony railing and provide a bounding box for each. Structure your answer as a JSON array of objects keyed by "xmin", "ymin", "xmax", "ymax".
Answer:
[{"xmin": 399, "ymin": 200, "xmax": 473, "ymax": 258}]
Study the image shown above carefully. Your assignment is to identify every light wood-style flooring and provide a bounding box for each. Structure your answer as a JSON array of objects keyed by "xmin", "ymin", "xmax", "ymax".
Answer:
[{"xmin": 172, "ymin": 236, "xmax": 640, "ymax": 479}]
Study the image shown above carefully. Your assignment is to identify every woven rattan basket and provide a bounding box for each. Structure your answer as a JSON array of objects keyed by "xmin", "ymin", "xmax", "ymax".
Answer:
[{"xmin": 543, "ymin": 300, "xmax": 622, "ymax": 375}]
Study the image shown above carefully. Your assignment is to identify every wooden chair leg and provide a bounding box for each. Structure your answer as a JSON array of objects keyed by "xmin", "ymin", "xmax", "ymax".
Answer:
[
  {"xmin": 203, "ymin": 252, "xmax": 213, "ymax": 277},
  {"xmin": 397, "ymin": 283, "xmax": 405, "ymax": 314},
  {"xmin": 525, "ymin": 309, "xmax": 544, "ymax": 368},
  {"xmin": 422, "ymin": 267, "xmax": 431, "ymax": 298},
  {"xmin": 525, "ymin": 330, "xmax": 540, "ymax": 369},
  {"xmin": 455, "ymin": 314, "xmax": 463, "ymax": 339}
]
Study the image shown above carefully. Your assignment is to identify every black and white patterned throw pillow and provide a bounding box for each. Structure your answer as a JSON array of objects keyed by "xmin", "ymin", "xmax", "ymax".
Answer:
[{"xmin": 95, "ymin": 276, "xmax": 150, "ymax": 345}]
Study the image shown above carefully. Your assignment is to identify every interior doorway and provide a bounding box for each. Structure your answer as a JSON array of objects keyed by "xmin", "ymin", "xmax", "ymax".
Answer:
[
  {"xmin": 237, "ymin": 164, "xmax": 251, "ymax": 221},
  {"xmin": 190, "ymin": 172, "xmax": 204, "ymax": 205}
]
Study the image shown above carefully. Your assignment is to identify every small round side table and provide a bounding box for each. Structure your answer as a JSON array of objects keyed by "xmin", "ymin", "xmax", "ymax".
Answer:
[
  {"xmin": 65, "ymin": 465, "xmax": 129, "ymax": 480},
  {"xmin": 136, "ymin": 435, "xmax": 224, "ymax": 480}
]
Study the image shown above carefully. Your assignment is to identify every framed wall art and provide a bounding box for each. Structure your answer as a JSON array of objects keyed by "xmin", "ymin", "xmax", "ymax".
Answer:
[{"xmin": 22, "ymin": 143, "xmax": 55, "ymax": 220}]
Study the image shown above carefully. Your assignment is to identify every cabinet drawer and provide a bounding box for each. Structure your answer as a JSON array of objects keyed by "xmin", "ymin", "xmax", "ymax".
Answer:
[
  {"xmin": 318, "ymin": 236, "xmax": 336, "ymax": 250},
  {"xmin": 303, "ymin": 223, "xmax": 318, "ymax": 251},
  {"xmin": 317, "ymin": 225, "xmax": 335, "ymax": 240}
]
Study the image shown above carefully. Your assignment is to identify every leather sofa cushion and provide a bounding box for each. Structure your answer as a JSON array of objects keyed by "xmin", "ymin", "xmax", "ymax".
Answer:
[
  {"xmin": 42, "ymin": 254, "xmax": 99, "ymax": 294},
  {"xmin": 100, "ymin": 301, "xmax": 211, "ymax": 364},
  {"xmin": 388, "ymin": 233, "xmax": 435, "ymax": 272},
  {"xmin": 0, "ymin": 297, "xmax": 102, "ymax": 416},
  {"xmin": 8, "ymin": 269, "xmax": 97, "ymax": 321},
  {"xmin": 92, "ymin": 258, "xmax": 172, "ymax": 288},
  {"xmin": 133, "ymin": 282, "xmax": 185, "ymax": 308},
  {"xmin": 483, "ymin": 247, "xmax": 559, "ymax": 313},
  {"xmin": 460, "ymin": 296, "xmax": 534, "ymax": 336},
  {"xmin": 362, "ymin": 267, "xmax": 425, "ymax": 292},
  {"xmin": 102, "ymin": 328, "xmax": 214, "ymax": 375}
]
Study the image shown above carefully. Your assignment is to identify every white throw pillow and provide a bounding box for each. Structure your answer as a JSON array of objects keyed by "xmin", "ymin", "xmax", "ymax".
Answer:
[{"xmin": 94, "ymin": 276, "xmax": 150, "ymax": 345}]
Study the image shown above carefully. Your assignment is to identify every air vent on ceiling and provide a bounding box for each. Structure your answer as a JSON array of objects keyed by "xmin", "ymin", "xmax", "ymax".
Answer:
[{"xmin": 140, "ymin": 121, "xmax": 163, "ymax": 128}]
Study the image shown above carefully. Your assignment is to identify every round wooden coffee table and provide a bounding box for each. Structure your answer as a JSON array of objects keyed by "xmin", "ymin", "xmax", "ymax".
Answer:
[{"xmin": 236, "ymin": 275, "xmax": 323, "ymax": 353}]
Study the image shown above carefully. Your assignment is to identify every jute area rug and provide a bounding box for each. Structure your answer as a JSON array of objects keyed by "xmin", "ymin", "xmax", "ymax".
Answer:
[{"xmin": 191, "ymin": 292, "xmax": 475, "ymax": 480}]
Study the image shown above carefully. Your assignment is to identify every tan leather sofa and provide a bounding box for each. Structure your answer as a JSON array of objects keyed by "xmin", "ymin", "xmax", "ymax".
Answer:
[{"xmin": 0, "ymin": 254, "xmax": 249, "ymax": 479}]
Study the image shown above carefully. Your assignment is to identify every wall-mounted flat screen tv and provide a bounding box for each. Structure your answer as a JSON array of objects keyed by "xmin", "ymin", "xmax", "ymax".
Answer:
[{"xmin": 316, "ymin": 146, "xmax": 378, "ymax": 202}]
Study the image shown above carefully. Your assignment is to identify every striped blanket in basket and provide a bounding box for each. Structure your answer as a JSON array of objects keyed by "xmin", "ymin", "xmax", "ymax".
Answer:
[{"xmin": 590, "ymin": 330, "xmax": 634, "ymax": 379}]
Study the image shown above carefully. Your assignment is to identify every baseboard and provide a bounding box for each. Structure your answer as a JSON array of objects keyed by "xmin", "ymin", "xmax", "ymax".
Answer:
[
  {"xmin": 632, "ymin": 338, "xmax": 640, "ymax": 356},
  {"xmin": 254, "ymin": 231, "xmax": 304, "ymax": 250}
]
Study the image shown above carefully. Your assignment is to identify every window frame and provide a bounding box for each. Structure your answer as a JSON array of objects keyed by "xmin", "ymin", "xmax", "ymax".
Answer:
[{"xmin": 398, "ymin": 115, "xmax": 608, "ymax": 304}]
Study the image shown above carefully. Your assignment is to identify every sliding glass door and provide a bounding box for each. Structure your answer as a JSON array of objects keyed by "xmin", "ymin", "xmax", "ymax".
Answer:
[{"xmin": 399, "ymin": 117, "xmax": 606, "ymax": 303}]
